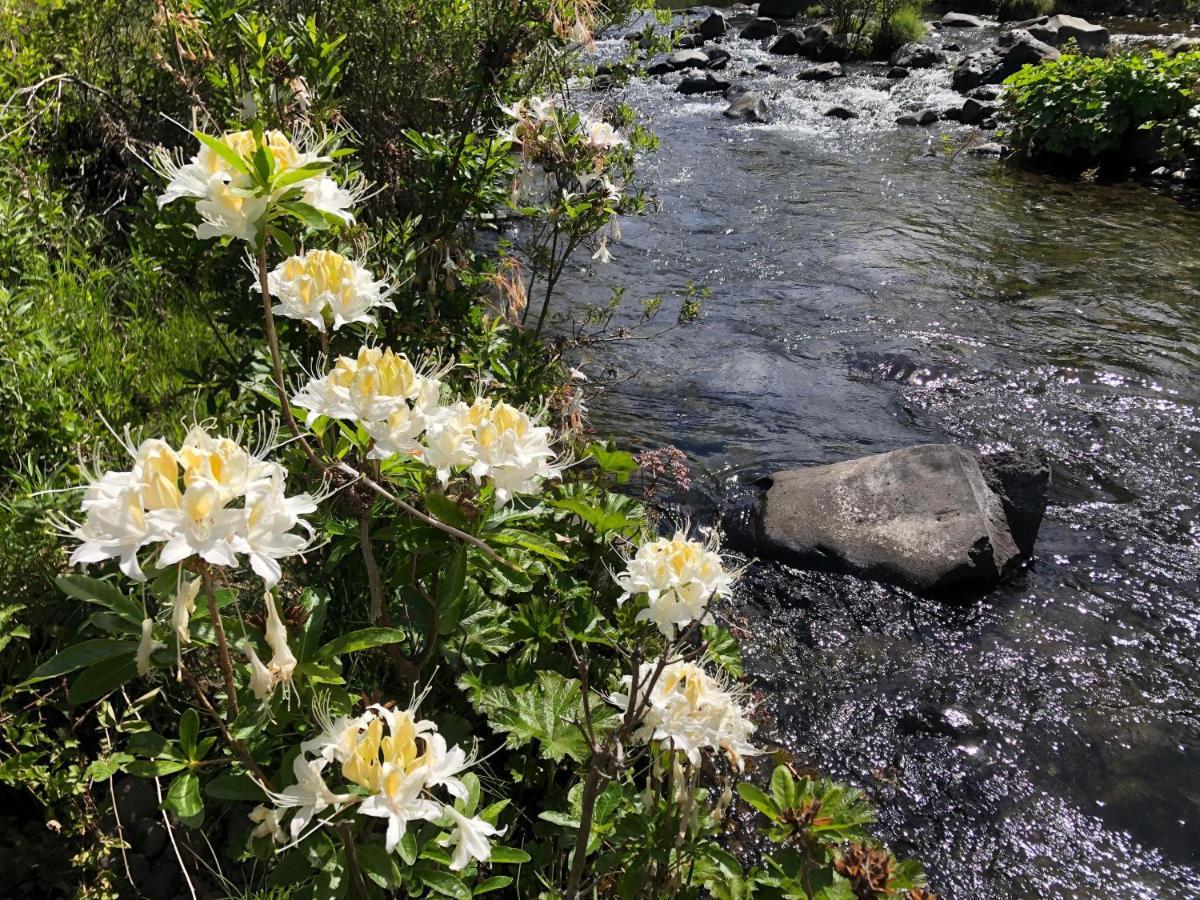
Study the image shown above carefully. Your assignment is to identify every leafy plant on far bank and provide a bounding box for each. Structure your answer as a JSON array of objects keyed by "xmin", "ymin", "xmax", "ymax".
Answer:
[
  {"xmin": 997, "ymin": 0, "xmax": 1055, "ymax": 21},
  {"xmin": 1002, "ymin": 50, "xmax": 1200, "ymax": 168},
  {"xmin": 825, "ymin": 0, "xmax": 928, "ymax": 59}
]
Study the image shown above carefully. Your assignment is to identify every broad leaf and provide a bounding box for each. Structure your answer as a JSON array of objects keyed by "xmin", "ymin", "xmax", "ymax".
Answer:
[
  {"xmin": 24, "ymin": 639, "xmax": 137, "ymax": 685},
  {"xmin": 316, "ymin": 627, "xmax": 407, "ymax": 660}
]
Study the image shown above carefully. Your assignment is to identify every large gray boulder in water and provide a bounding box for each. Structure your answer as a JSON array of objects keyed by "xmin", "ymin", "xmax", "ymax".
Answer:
[
  {"xmin": 952, "ymin": 29, "xmax": 1059, "ymax": 93},
  {"xmin": 1030, "ymin": 14, "xmax": 1108, "ymax": 56},
  {"xmin": 734, "ymin": 445, "xmax": 1048, "ymax": 592},
  {"xmin": 723, "ymin": 91, "xmax": 772, "ymax": 121}
]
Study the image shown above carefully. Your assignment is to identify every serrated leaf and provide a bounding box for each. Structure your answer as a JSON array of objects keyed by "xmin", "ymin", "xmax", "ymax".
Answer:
[{"xmin": 485, "ymin": 671, "xmax": 611, "ymax": 763}]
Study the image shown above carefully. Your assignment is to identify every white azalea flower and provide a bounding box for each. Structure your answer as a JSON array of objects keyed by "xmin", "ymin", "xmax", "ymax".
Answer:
[
  {"xmin": 255, "ymin": 249, "xmax": 392, "ymax": 333},
  {"xmin": 463, "ymin": 397, "xmax": 565, "ymax": 504},
  {"xmin": 64, "ymin": 423, "xmax": 316, "ymax": 589},
  {"xmin": 268, "ymin": 755, "xmax": 355, "ymax": 840},
  {"xmin": 615, "ymin": 531, "xmax": 736, "ymax": 638},
  {"xmin": 248, "ymin": 804, "xmax": 286, "ymax": 843},
  {"xmin": 154, "ymin": 129, "xmax": 358, "ymax": 243},
  {"xmin": 242, "ymin": 641, "xmax": 274, "ymax": 701},
  {"xmin": 171, "ymin": 574, "xmax": 201, "ymax": 645},
  {"xmin": 136, "ymin": 617, "xmax": 164, "ymax": 676},
  {"xmin": 439, "ymin": 804, "xmax": 504, "ymax": 871},
  {"xmin": 293, "ymin": 346, "xmax": 436, "ymax": 426},
  {"xmin": 582, "ymin": 119, "xmax": 626, "ymax": 151},
  {"xmin": 419, "ymin": 402, "xmax": 476, "ymax": 484},
  {"xmin": 612, "ymin": 659, "xmax": 759, "ymax": 771},
  {"xmin": 263, "ymin": 592, "xmax": 298, "ymax": 692},
  {"xmin": 592, "ymin": 237, "xmax": 613, "ymax": 265},
  {"xmin": 358, "ymin": 763, "xmax": 443, "ymax": 853},
  {"xmin": 300, "ymin": 694, "xmax": 367, "ymax": 763}
]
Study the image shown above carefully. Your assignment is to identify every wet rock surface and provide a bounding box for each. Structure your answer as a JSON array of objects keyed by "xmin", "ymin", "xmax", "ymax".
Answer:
[{"xmin": 741, "ymin": 444, "xmax": 1045, "ymax": 592}]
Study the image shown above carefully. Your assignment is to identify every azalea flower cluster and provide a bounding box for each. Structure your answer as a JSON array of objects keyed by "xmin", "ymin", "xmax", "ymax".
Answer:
[
  {"xmin": 500, "ymin": 95, "xmax": 627, "ymax": 159},
  {"xmin": 614, "ymin": 659, "xmax": 759, "ymax": 771},
  {"xmin": 252, "ymin": 694, "xmax": 501, "ymax": 870},
  {"xmin": 294, "ymin": 345, "xmax": 565, "ymax": 504},
  {"xmin": 63, "ymin": 424, "xmax": 318, "ymax": 589},
  {"xmin": 615, "ymin": 531, "xmax": 738, "ymax": 638},
  {"xmin": 154, "ymin": 128, "xmax": 359, "ymax": 243},
  {"xmin": 254, "ymin": 248, "xmax": 395, "ymax": 333}
]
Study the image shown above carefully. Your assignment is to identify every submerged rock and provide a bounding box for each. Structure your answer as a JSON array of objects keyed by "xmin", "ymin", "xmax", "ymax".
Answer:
[
  {"xmin": 940, "ymin": 12, "xmax": 986, "ymax": 27},
  {"xmin": 959, "ymin": 96, "xmax": 997, "ymax": 125},
  {"xmin": 797, "ymin": 61, "xmax": 844, "ymax": 81},
  {"xmin": 733, "ymin": 444, "xmax": 1047, "ymax": 592},
  {"xmin": 887, "ymin": 65, "xmax": 910, "ymax": 78},
  {"xmin": 724, "ymin": 91, "xmax": 772, "ymax": 121},
  {"xmin": 896, "ymin": 108, "xmax": 939, "ymax": 125},
  {"xmin": 677, "ymin": 72, "xmax": 733, "ymax": 95},
  {"xmin": 741, "ymin": 16, "xmax": 780, "ymax": 40},
  {"xmin": 705, "ymin": 47, "xmax": 733, "ymax": 70},
  {"xmin": 825, "ymin": 105, "xmax": 859, "ymax": 119}
]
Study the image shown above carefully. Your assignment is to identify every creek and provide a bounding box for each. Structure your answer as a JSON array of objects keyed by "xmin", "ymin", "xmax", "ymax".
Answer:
[{"xmin": 564, "ymin": 7, "xmax": 1200, "ymax": 898}]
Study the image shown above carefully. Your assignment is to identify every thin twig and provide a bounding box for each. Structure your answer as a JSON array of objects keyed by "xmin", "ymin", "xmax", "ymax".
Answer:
[
  {"xmin": 180, "ymin": 666, "xmax": 269, "ymax": 785},
  {"xmin": 200, "ymin": 567, "xmax": 239, "ymax": 719},
  {"xmin": 155, "ymin": 776, "xmax": 199, "ymax": 900}
]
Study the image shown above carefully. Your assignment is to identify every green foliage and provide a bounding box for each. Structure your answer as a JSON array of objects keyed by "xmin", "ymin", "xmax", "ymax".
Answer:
[
  {"xmin": 1002, "ymin": 50, "xmax": 1200, "ymax": 165},
  {"xmin": 871, "ymin": 3, "xmax": 927, "ymax": 56},
  {"xmin": 997, "ymin": 0, "xmax": 1054, "ymax": 20}
]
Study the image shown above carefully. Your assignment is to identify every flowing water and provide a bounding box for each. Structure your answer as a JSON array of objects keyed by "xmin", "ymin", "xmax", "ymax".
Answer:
[{"xmin": 559, "ymin": 9, "xmax": 1200, "ymax": 898}]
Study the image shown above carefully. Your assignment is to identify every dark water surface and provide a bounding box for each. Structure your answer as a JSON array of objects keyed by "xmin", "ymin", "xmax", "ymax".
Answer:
[{"xmin": 561, "ymin": 11, "xmax": 1200, "ymax": 899}]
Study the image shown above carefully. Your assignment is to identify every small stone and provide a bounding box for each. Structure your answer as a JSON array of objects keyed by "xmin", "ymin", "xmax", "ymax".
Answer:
[
  {"xmin": 676, "ymin": 73, "xmax": 733, "ymax": 95},
  {"xmin": 967, "ymin": 141, "xmax": 1007, "ymax": 155}
]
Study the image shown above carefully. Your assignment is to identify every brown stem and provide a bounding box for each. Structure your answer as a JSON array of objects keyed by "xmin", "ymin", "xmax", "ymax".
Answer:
[
  {"xmin": 564, "ymin": 747, "xmax": 608, "ymax": 900},
  {"xmin": 200, "ymin": 567, "xmax": 239, "ymax": 719},
  {"xmin": 337, "ymin": 462, "xmax": 515, "ymax": 569},
  {"xmin": 180, "ymin": 665, "xmax": 268, "ymax": 785},
  {"xmin": 357, "ymin": 513, "xmax": 421, "ymax": 687},
  {"xmin": 339, "ymin": 822, "xmax": 371, "ymax": 900}
]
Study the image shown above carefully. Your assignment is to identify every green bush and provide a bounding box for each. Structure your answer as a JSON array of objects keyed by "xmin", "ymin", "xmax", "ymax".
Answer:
[
  {"xmin": 998, "ymin": 0, "xmax": 1055, "ymax": 20},
  {"xmin": 1002, "ymin": 50, "xmax": 1200, "ymax": 165},
  {"xmin": 872, "ymin": 3, "xmax": 928, "ymax": 55}
]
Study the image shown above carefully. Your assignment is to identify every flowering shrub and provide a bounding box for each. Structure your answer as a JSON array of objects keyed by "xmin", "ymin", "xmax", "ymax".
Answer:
[{"xmin": 3, "ymin": 5, "xmax": 934, "ymax": 899}]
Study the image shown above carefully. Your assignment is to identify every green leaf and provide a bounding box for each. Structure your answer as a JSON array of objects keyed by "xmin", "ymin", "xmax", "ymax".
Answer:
[
  {"xmin": 587, "ymin": 442, "xmax": 638, "ymax": 484},
  {"xmin": 425, "ymin": 492, "xmax": 469, "ymax": 530},
  {"xmin": 164, "ymin": 772, "xmax": 204, "ymax": 827},
  {"xmin": 298, "ymin": 589, "xmax": 331, "ymax": 662},
  {"xmin": 24, "ymin": 639, "xmax": 138, "ymax": 685},
  {"xmin": 737, "ymin": 783, "xmax": 779, "ymax": 819},
  {"xmin": 278, "ymin": 200, "xmax": 333, "ymax": 231},
  {"xmin": 436, "ymin": 546, "xmax": 468, "ymax": 634},
  {"xmin": 56, "ymin": 574, "xmax": 142, "ymax": 625},
  {"xmin": 538, "ymin": 810, "xmax": 581, "ymax": 829},
  {"xmin": 397, "ymin": 829, "xmax": 418, "ymax": 866},
  {"xmin": 771, "ymin": 765, "xmax": 797, "ymax": 810},
  {"xmin": 86, "ymin": 753, "xmax": 134, "ymax": 782},
  {"xmin": 487, "ymin": 846, "xmax": 531, "ymax": 864},
  {"xmin": 704, "ymin": 626, "xmax": 744, "ymax": 678},
  {"xmin": 484, "ymin": 671, "xmax": 613, "ymax": 764},
  {"xmin": 490, "ymin": 528, "xmax": 569, "ymax": 562},
  {"xmin": 272, "ymin": 160, "xmax": 331, "ymax": 190},
  {"xmin": 316, "ymin": 627, "xmax": 407, "ymax": 660},
  {"xmin": 179, "ymin": 709, "xmax": 200, "ymax": 760},
  {"xmin": 68, "ymin": 654, "xmax": 137, "ymax": 704},
  {"xmin": 206, "ymin": 773, "xmax": 265, "ymax": 801},
  {"xmin": 473, "ymin": 875, "xmax": 513, "ymax": 894},
  {"xmin": 414, "ymin": 866, "xmax": 471, "ymax": 900},
  {"xmin": 193, "ymin": 131, "xmax": 251, "ymax": 176},
  {"xmin": 126, "ymin": 759, "xmax": 187, "ymax": 777},
  {"xmin": 356, "ymin": 843, "xmax": 401, "ymax": 889},
  {"xmin": 267, "ymin": 224, "xmax": 297, "ymax": 259}
]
